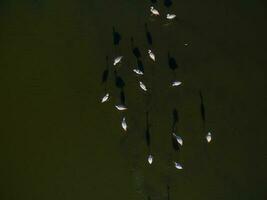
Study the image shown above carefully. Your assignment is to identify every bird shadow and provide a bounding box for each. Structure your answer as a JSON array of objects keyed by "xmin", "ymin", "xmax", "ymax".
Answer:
[
  {"xmin": 114, "ymin": 70, "xmax": 125, "ymax": 89},
  {"xmin": 167, "ymin": 185, "xmax": 170, "ymax": 200},
  {"xmin": 168, "ymin": 53, "xmax": 178, "ymax": 71},
  {"xmin": 145, "ymin": 23, "xmax": 153, "ymax": 46},
  {"xmin": 130, "ymin": 37, "xmax": 141, "ymax": 59},
  {"xmin": 137, "ymin": 59, "xmax": 145, "ymax": 73},
  {"xmin": 120, "ymin": 90, "xmax": 126, "ymax": 105},
  {"xmin": 199, "ymin": 90, "xmax": 206, "ymax": 125},
  {"xmin": 145, "ymin": 111, "xmax": 151, "ymax": 148},
  {"xmin": 150, "ymin": 0, "xmax": 157, "ymax": 4},
  {"xmin": 164, "ymin": 0, "xmax": 173, "ymax": 8},
  {"xmin": 101, "ymin": 56, "xmax": 109, "ymax": 84},
  {"xmin": 112, "ymin": 26, "xmax": 122, "ymax": 46},
  {"xmin": 172, "ymin": 108, "xmax": 179, "ymax": 131}
]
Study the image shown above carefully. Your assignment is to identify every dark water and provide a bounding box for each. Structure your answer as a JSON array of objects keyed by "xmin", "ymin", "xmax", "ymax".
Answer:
[{"xmin": 0, "ymin": 0, "xmax": 266, "ymax": 199}]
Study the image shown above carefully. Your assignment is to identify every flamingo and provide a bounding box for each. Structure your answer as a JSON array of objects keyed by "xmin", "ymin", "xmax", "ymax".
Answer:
[
  {"xmin": 206, "ymin": 132, "xmax": 212, "ymax": 143},
  {"xmin": 113, "ymin": 56, "xmax": 123, "ymax": 66},
  {"xmin": 121, "ymin": 117, "xmax": 127, "ymax": 131},
  {"xmin": 166, "ymin": 14, "xmax": 176, "ymax": 20},
  {"xmin": 150, "ymin": 6, "xmax": 160, "ymax": 16},
  {"xmin": 148, "ymin": 49, "xmax": 155, "ymax": 61},
  {"xmin": 101, "ymin": 93, "xmax": 109, "ymax": 103}
]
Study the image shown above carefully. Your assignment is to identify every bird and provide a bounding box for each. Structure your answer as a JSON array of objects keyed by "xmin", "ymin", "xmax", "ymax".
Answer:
[
  {"xmin": 101, "ymin": 93, "xmax": 109, "ymax": 103},
  {"xmin": 172, "ymin": 133, "xmax": 183, "ymax": 146},
  {"xmin": 171, "ymin": 81, "xmax": 182, "ymax": 87},
  {"xmin": 166, "ymin": 14, "xmax": 176, "ymax": 20},
  {"xmin": 148, "ymin": 154, "xmax": 153, "ymax": 164},
  {"xmin": 133, "ymin": 69, "xmax": 144, "ymax": 75},
  {"xmin": 115, "ymin": 104, "xmax": 127, "ymax": 111},
  {"xmin": 174, "ymin": 162, "xmax": 183, "ymax": 169},
  {"xmin": 150, "ymin": 6, "xmax": 160, "ymax": 16},
  {"xmin": 206, "ymin": 132, "xmax": 212, "ymax": 143},
  {"xmin": 113, "ymin": 56, "xmax": 123, "ymax": 66},
  {"xmin": 139, "ymin": 81, "xmax": 147, "ymax": 91},
  {"xmin": 121, "ymin": 117, "xmax": 127, "ymax": 131},
  {"xmin": 148, "ymin": 49, "xmax": 155, "ymax": 61}
]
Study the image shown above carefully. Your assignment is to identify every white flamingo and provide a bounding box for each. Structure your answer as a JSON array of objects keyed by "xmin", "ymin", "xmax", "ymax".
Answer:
[
  {"xmin": 115, "ymin": 104, "xmax": 127, "ymax": 111},
  {"xmin": 133, "ymin": 69, "xmax": 144, "ymax": 75},
  {"xmin": 150, "ymin": 6, "xmax": 160, "ymax": 16},
  {"xmin": 148, "ymin": 49, "xmax": 155, "ymax": 61},
  {"xmin": 172, "ymin": 81, "xmax": 182, "ymax": 87},
  {"xmin": 148, "ymin": 154, "xmax": 153, "ymax": 164},
  {"xmin": 139, "ymin": 81, "xmax": 147, "ymax": 91},
  {"xmin": 166, "ymin": 14, "xmax": 176, "ymax": 20},
  {"xmin": 101, "ymin": 93, "xmax": 109, "ymax": 103},
  {"xmin": 174, "ymin": 162, "xmax": 183, "ymax": 169},
  {"xmin": 172, "ymin": 133, "xmax": 183, "ymax": 146},
  {"xmin": 113, "ymin": 56, "xmax": 123, "ymax": 66},
  {"xmin": 206, "ymin": 132, "xmax": 212, "ymax": 143},
  {"xmin": 121, "ymin": 117, "xmax": 127, "ymax": 131}
]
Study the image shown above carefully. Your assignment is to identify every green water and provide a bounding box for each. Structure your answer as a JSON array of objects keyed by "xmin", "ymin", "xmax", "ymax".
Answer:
[{"xmin": 0, "ymin": 0, "xmax": 266, "ymax": 199}]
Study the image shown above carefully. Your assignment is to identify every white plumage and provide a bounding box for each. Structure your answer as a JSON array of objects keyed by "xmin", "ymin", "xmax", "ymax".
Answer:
[
  {"xmin": 172, "ymin": 133, "xmax": 183, "ymax": 146},
  {"xmin": 133, "ymin": 69, "xmax": 144, "ymax": 75},
  {"xmin": 121, "ymin": 117, "xmax": 127, "ymax": 131},
  {"xmin": 148, "ymin": 154, "xmax": 153, "ymax": 164},
  {"xmin": 174, "ymin": 162, "xmax": 183, "ymax": 169},
  {"xmin": 166, "ymin": 14, "xmax": 176, "ymax": 19},
  {"xmin": 172, "ymin": 81, "xmax": 182, "ymax": 87},
  {"xmin": 139, "ymin": 81, "xmax": 147, "ymax": 91},
  {"xmin": 206, "ymin": 132, "xmax": 212, "ymax": 143},
  {"xmin": 150, "ymin": 6, "xmax": 160, "ymax": 16},
  {"xmin": 115, "ymin": 104, "xmax": 127, "ymax": 111},
  {"xmin": 148, "ymin": 49, "xmax": 155, "ymax": 61},
  {"xmin": 101, "ymin": 93, "xmax": 109, "ymax": 103},
  {"xmin": 113, "ymin": 56, "xmax": 123, "ymax": 66}
]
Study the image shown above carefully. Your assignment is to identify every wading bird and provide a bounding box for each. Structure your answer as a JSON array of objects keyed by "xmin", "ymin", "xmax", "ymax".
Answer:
[
  {"xmin": 101, "ymin": 93, "xmax": 109, "ymax": 103},
  {"xmin": 166, "ymin": 14, "xmax": 176, "ymax": 20},
  {"xmin": 133, "ymin": 69, "xmax": 144, "ymax": 75},
  {"xmin": 148, "ymin": 50, "xmax": 155, "ymax": 61},
  {"xmin": 121, "ymin": 117, "xmax": 127, "ymax": 131},
  {"xmin": 113, "ymin": 56, "xmax": 123, "ymax": 66},
  {"xmin": 172, "ymin": 133, "xmax": 183, "ymax": 146},
  {"xmin": 171, "ymin": 81, "xmax": 182, "ymax": 87},
  {"xmin": 139, "ymin": 81, "xmax": 147, "ymax": 91},
  {"xmin": 150, "ymin": 6, "xmax": 160, "ymax": 16},
  {"xmin": 206, "ymin": 132, "xmax": 212, "ymax": 143},
  {"xmin": 174, "ymin": 161, "xmax": 183, "ymax": 169},
  {"xmin": 115, "ymin": 104, "xmax": 127, "ymax": 111},
  {"xmin": 148, "ymin": 154, "xmax": 153, "ymax": 164}
]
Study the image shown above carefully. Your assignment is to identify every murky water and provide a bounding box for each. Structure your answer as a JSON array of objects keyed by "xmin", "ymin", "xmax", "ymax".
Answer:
[{"xmin": 0, "ymin": 0, "xmax": 266, "ymax": 199}]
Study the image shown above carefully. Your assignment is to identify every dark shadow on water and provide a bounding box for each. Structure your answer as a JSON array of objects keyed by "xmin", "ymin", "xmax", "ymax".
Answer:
[
  {"xmin": 120, "ymin": 90, "xmax": 126, "ymax": 105},
  {"xmin": 145, "ymin": 23, "xmax": 153, "ymax": 46},
  {"xmin": 164, "ymin": 0, "xmax": 173, "ymax": 8},
  {"xmin": 199, "ymin": 90, "xmax": 206, "ymax": 125},
  {"xmin": 167, "ymin": 185, "xmax": 170, "ymax": 200},
  {"xmin": 145, "ymin": 111, "xmax": 151, "ymax": 148},
  {"xmin": 114, "ymin": 71, "xmax": 125, "ymax": 89},
  {"xmin": 172, "ymin": 108, "xmax": 179, "ymax": 132},
  {"xmin": 101, "ymin": 56, "xmax": 109, "ymax": 84},
  {"xmin": 113, "ymin": 26, "xmax": 121, "ymax": 46},
  {"xmin": 137, "ymin": 59, "xmax": 145, "ymax": 73},
  {"xmin": 168, "ymin": 53, "xmax": 178, "ymax": 71},
  {"xmin": 150, "ymin": 0, "xmax": 157, "ymax": 4},
  {"xmin": 130, "ymin": 37, "xmax": 141, "ymax": 59}
]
